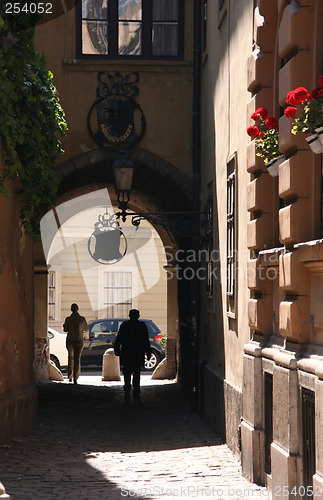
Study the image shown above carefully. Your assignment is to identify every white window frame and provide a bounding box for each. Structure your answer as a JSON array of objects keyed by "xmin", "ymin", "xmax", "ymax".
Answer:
[
  {"xmin": 48, "ymin": 269, "xmax": 62, "ymax": 321},
  {"xmin": 98, "ymin": 266, "xmax": 138, "ymax": 318}
]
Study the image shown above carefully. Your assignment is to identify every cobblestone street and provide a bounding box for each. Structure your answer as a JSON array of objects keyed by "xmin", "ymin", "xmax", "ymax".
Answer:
[{"xmin": 0, "ymin": 373, "xmax": 269, "ymax": 499}]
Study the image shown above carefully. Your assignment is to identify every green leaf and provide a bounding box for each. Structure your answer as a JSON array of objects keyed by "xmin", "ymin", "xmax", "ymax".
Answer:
[{"xmin": 0, "ymin": 10, "xmax": 67, "ymax": 238}]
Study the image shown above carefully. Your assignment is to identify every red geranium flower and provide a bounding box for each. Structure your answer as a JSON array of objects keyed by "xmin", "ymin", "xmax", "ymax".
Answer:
[
  {"xmin": 286, "ymin": 87, "xmax": 311, "ymax": 106},
  {"xmin": 256, "ymin": 107, "xmax": 269, "ymax": 119},
  {"xmin": 247, "ymin": 125, "xmax": 259, "ymax": 137},
  {"xmin": 284, "ymin": 106, "xmax": 297, "ymax": 118},
  {"xmin": 311, "ymin": 87, "xmax": 323, "ymax": 99},
  {"xmin": 251, "ymin": 107, "xmax": 269, "ymax": 121},
  {"xmin": 286, "ymin": 91, "xmax": 297, "ymax": 106},
  {"xmin": 258, "ymin": 131, "xmax": 265, "ymax": 138},
  {"xmin": 319, "ymin": 76, "xmax": 323, "ymax": 87},
  {"xmin": 265, "ymin": 117, "xmax": 278, "ymax": 130}
]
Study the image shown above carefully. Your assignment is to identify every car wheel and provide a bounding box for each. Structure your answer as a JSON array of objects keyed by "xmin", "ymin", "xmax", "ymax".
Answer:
[
  {"xmin": 144, "ymin": 351, "xmax": 159, "ymax": 371},
  {"xmin": 50, "ymin": 355, "xmax": 60, "ymax": 370}
]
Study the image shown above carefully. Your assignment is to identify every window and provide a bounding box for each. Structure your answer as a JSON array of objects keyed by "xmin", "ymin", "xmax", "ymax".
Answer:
[
  {"xmin": 227, "ymin": 154, "xmax": 237, "ymax": 315},
  {"xmin": 103, "ymin": 271, "xmax": 132, "ymax": 317},
  {"xmin": 264, "ymin": 372, "xmax": 273, "ymax": 475},
  {"xmin": 48, "ymin": 271, "xmax": 56, "ymax": 320},
  {"xmin": 91, "ymin": 320, "xmax": 118, "ymax": 337},
  {"xmin": 92, "ymin": 320, "xmax": 116, "ymax": 332},
  {"xmin": 227, "ymin": 172, "xmax": 235, "ymax": 297},
  {"xmin": 206, "ymin": 193, "xmax": 214, "ymax": 297},
  {"xmin": 203, "ymin": 0, "xmax": 207, "ymax": 51},
  {"xmin": 78, "ymin": 0, "xmax": 184, "ymax": 59},
  {"xmin": 302, "ymin": 388, "xmax": 316, "ymax": 491},
  {"xmin": 218, "ymin": 0, "xmax": 227, "ymax": 28}
]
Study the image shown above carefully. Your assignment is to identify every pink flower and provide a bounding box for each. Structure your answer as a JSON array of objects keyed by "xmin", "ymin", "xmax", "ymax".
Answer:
[
  {"xmin": 265, "ymin": 117, "xmax": 278, "ymax": 130},
  {"xmin": 284, "ymin": 106, "xmax": 297, "ymax": 118},
  {"xmin": 247, "ymin": 126, "xmax": 259, "ymax": 137}
]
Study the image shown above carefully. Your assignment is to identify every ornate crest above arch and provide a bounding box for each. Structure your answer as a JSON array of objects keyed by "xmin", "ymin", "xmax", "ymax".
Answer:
[{"xmin": 87, "ymin": 72, "xmax": 146, "ymax": 150}]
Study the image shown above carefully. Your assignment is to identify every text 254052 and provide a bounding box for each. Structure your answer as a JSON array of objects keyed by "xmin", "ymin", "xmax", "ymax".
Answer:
[{"xmin": 5, "ymin": 3, "xmax": 53, "ymax": 14}]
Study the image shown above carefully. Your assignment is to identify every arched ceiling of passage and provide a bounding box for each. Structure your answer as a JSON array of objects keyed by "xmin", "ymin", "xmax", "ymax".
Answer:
[{"xmin": 56, "ymin": 147, "xmax": 193, "ymax": 215}]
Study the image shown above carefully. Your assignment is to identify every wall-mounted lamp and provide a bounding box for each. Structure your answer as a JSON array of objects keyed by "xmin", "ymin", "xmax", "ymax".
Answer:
[{"xmin": 113, "ymin": 149, "xmax": 135, "ymax": 221}]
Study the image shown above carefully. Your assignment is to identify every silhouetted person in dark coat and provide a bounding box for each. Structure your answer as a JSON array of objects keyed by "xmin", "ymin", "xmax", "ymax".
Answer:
[{"xmin": 114, "ymin": 309, "xmax": 151, "ymax": 399}]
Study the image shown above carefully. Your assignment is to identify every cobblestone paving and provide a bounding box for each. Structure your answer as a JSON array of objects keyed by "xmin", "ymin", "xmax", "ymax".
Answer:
[{"xmin": 0, "ymin": 373, "xmax": 270, "ymax": 499}]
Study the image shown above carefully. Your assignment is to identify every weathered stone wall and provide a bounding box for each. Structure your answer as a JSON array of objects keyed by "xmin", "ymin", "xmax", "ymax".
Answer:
[
  {"xmin": 201, "ymin": 365, "xmax": 242, "ymax": 458},
  {"xmin": 201, "ymin": 365, "xmax": 225, "ymax": 440},
  {"xmin": 199, "ymin": 0, "xmax": 253, "ymax": 458},
  {"xmin": 0, "ymin": 153, "xmax": 36, "ymax": 443}
]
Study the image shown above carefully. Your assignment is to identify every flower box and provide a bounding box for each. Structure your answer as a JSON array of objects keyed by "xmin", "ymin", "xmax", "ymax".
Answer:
[
  {"xmin": 246, "ymin": 107, "xmax": 281, "ymax": 166},
  {"xmin": 305, "ymin": 133, "xmax": 322, "ymax": 154},
  {"xmin": 284, "ymin": 77, "xmax": 323, "ymax": 155},
  {"xmin": 316, "ymin": 126, "xmax": 323, "ymax": 146},
  {"xmin": 266, "ymin": 155, "xmax": 285, "ymax": 177}
]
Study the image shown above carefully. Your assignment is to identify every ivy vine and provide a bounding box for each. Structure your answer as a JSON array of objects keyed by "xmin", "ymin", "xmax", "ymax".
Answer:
[{"xmin": 0, "ymin": 3, "xmax": 67, "ymax": 239}]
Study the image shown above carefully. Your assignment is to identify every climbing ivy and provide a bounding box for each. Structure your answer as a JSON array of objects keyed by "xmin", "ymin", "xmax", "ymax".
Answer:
[{"xmin": 0, "ymin": 3, "xmax": 67, "ymax": 239}]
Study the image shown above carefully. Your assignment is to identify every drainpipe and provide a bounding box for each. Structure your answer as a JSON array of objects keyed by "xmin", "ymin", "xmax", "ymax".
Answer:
[{"xmin": 190, "ymin": 0, "xmax": 202, "ymax": 412}]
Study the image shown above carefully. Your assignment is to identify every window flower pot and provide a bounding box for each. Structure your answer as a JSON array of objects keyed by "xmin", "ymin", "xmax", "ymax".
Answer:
[
  {"xmin": 315, "ymin": 126, "xmax": 323, "ymax": 147},
  {"xmin": 305, "ymin": 133, "xmax": 322, "ymax": 154},
  {"xmin": 266, "ymin": 155, "xmax": 285, "ymax": 177}
]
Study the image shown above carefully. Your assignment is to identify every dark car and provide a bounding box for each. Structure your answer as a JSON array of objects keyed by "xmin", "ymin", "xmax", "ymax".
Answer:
[{"xmin": 82, "ymin": 318, "xmax": 165, "ymax": 371}]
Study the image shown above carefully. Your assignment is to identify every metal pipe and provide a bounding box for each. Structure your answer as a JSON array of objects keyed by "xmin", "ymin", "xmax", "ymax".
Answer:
[{"xmin": 190, "ymin": 0, "xmax": 202, "ymax": 412}]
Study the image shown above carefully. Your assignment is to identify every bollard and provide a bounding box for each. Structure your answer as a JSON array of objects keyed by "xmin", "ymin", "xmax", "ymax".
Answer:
[
  {"xmin": 102, "ymin": 348, "xmax": 121, "ymax": 381},
  {"xmin": 0, "ymin": 482, "xmax": 10, "ymax": 499},
  {"xmin": 48, "ymin": 360, "xmax": 64, "ymax": 381}
]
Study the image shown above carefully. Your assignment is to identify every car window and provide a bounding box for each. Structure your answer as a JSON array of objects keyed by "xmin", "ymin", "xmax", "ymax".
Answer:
[
  {"xmin": 91, "ymin": 321, "xmax": 115, "ymax": 332},
  {"xmin": 100, "ymin": 321, "xmax": 116, "ymax": 332},
  {"xmin": 91, "ymin": 323, "xmax": 102, "ymax": 333},
  {"xmin": 142, "ymin": 320, "xmax": 160, "ymax": 334},
  {"xmin": 114, "ymin": 320, "xmax": 160, "ymax": 333},
  {"xmin": 90, "ymin": 319, "xmax": 160, "ymax": 334},
  {"xmin": 90, "ymin": 320, "xmax": 117, "ymax": 339}
]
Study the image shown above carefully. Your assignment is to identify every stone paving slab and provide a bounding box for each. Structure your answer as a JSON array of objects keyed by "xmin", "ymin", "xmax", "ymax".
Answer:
[{"xmin": 0, "ymin": 372, "xmax": 270, "ymax": 499}]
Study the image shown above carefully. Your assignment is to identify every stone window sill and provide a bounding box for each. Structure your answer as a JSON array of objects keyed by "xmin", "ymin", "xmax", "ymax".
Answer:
[{"xmin": 62, "ymin": 58, "xmax": 193, "ymax": 73}]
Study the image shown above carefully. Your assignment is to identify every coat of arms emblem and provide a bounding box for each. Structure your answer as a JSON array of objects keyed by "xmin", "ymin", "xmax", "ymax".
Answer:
[{"xmin": 87, "ymin": 71, "xmax": 146, "ymax": 150}]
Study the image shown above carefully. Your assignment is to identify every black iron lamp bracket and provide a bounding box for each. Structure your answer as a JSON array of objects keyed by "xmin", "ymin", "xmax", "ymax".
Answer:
[{"xmin": 115, "ymin": 208, "xmax": 207, "ymax": 239}]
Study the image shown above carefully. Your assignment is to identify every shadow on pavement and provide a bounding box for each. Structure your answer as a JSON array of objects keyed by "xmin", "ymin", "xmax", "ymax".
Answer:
[
  {"xmin": 37, "ymin": 379, "xmax": 219, "ymax": 453},
  {"xmin": 0, "ymin": 377, "xmax": 224, "ymax": 499}
]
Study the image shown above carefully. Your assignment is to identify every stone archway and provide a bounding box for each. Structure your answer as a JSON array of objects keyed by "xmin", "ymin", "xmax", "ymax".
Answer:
[
  {"xmin": 34, "ymin": 148, "xmax": 193, "ymax": 381},
  {"xmin": 56, "ymin": 146, "xmax": 192, "ymax": 212}
]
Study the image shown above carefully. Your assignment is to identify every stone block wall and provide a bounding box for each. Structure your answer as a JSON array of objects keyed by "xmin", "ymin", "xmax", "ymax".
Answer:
[{"xmin": 242, "ymin": 0, "xmax": 323, "ymax": 496}]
